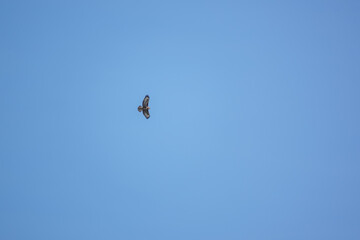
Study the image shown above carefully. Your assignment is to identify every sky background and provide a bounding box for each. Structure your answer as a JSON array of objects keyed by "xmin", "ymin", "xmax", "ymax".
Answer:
[{"xmin": 1, "ymin": 1, "xmax": 360, "ymax": 239}]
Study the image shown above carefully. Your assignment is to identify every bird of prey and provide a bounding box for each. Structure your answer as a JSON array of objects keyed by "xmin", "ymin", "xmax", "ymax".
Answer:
[{"xmin": 138, "ymin": 95, "xmax": 150, "ymax": 119}]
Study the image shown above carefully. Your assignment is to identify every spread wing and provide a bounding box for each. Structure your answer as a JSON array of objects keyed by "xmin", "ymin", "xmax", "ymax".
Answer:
[
  {"xmin": 142, "ymin": 95, "xmax": 150, "ymax": 108},
  {"xmin": 143, "ymin": 109, "xmax": 150, "ymax": 119}
]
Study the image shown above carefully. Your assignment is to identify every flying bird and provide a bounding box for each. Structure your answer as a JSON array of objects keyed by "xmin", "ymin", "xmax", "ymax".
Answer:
[{"xmin": 138, "ymin": 95, "xmax": 150, "ymax": 119}]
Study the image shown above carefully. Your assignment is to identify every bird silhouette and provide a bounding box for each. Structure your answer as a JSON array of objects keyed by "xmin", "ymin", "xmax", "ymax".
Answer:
[{"xmin": 138, "ymin": 95, "xmax": 150, "ymax": 119}]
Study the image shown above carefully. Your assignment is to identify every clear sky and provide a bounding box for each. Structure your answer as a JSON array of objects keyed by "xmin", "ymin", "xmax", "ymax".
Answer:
[{"xmin": 1, "ymin": 1, "xmax": 360, "ymax": 239}]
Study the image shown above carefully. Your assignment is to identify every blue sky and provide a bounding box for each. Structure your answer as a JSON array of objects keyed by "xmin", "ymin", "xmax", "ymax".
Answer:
[{"xmin": 1, "ymin": 1, "xmax": 360, "ymax": 239}]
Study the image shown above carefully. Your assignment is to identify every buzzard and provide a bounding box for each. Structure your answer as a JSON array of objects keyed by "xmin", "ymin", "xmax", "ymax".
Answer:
[{"xmin": 138, "ymin": 95, "xmax": 150, "ymax": 119}]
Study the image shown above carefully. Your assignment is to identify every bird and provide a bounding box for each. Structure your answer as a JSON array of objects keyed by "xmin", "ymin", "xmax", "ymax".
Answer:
[{"xmin": 138, "ymin": 95, "xmax": 150, "ymax": 119}]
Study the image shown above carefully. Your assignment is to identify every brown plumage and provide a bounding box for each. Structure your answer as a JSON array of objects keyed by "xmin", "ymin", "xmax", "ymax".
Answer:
[{"xmin": 138, "ymin": 95, "xmax": 150, "ymax": 119}]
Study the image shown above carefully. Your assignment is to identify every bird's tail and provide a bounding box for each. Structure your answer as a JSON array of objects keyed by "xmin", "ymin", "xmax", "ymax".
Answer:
[{"xmin": 138, "ymin": 106, "xmax": 143, "ymax": 112}]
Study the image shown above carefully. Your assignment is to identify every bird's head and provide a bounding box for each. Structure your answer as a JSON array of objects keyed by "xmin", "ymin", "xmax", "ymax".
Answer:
[{"xmin": 138, "ymin": 106, "xmax": 142, "ymax": 112}]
